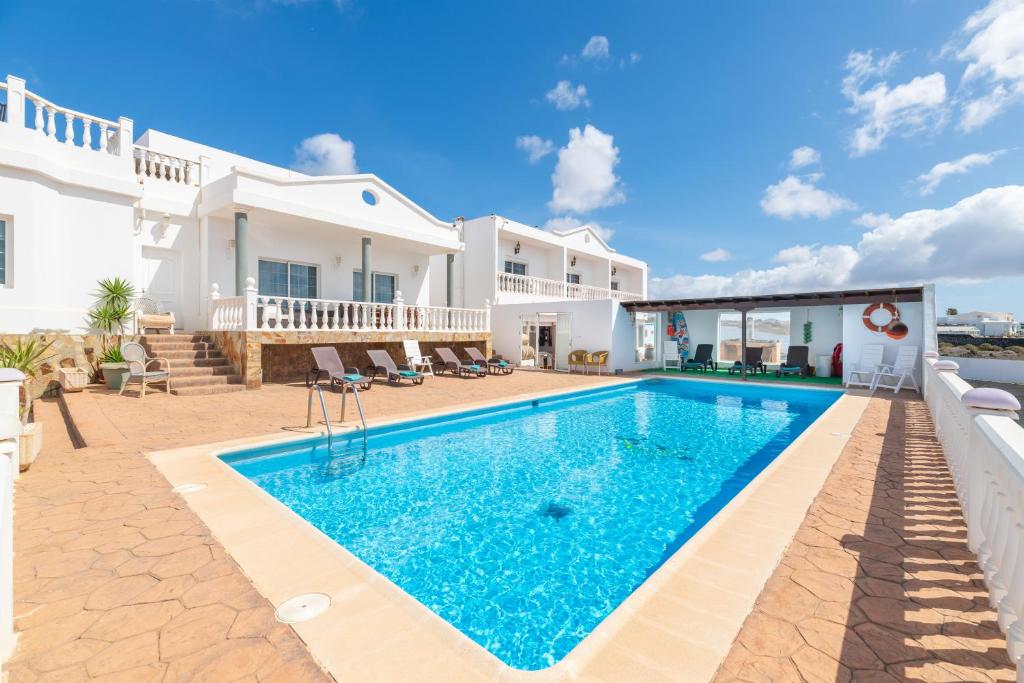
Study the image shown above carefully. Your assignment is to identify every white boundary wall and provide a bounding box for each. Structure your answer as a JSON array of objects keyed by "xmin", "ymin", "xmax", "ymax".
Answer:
[
  {"xmin": 0, "ymin": 370, "xmax": 24, "ymax": 667},
  {"xmin": 941, "ymin": 357, "xmax": 1024, "ymax": 384},
  {"xmin": 923, "ymin": 357, "xmax": 1024, "ymax": 674}
]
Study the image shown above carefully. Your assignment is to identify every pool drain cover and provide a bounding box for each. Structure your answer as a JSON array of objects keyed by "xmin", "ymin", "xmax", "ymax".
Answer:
[
  {"xmin": 275, "ymin": 593, "xmax": 331, "ymax": 624},
  {"xmin": 540, "ymin": 502, "xmax": 572, "ymax": 521},
  {"xmin": 171, "ymin": 483, "xmax": 207, "ymax": 494}
]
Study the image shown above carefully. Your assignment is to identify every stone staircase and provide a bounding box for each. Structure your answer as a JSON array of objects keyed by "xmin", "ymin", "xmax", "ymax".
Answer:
[{"xmin": 140, "ymin": 334, "xmax": 245, "ymax": 396}]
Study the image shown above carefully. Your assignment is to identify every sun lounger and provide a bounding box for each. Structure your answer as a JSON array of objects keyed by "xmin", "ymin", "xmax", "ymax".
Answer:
[
  {"xmin": 776, "ymin": 345, "xmax": 809, "ymax": 377},
  {"xmin": 310, "ymin": 347, "xmax": 372, "ymax": 391},
  {"xmin": 728, "ymin": 346, "xmax": 766, "ymax": 375},
  {"xmin": 466, "ymin": 347, "xmax": 513, "ymax": 375},
  {"xmin": 366, "ymin": 349, "xmax": 425, "ymax": 385},
  {"xmin": 683, "ymin": 344, "xmax": 716, "ymax": 373},
  {"xmin": 435, "ymin": 347, "xmax": 486, "ymax": 377}
]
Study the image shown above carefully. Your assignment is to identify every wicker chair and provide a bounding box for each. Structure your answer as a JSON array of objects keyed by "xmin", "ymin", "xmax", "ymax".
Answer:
[
  {"xmin": 120, "ymin": 342, "xmax": 171, "ymax": 397},
  {"xmin": 133, "ymin": 297, "xmax": 175, "ymax": 335},
  {"xmin": 585, "ymin": 350, "xmax": 610, "ymax": 375},
  {"xmin": 568, "ymin": 349, "xmax": 589, "ymax": 373}
]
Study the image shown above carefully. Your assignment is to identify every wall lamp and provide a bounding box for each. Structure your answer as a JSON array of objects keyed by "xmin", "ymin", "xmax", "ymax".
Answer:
[
  {"xmin": 514, "ymin": 241, "xmax": 521, "ymax": 255},
  {"xmin": 570, "ymin": 256, "xmax": 577, "ymax": 267},
  {"xmin": 611, "ymin": 266, "xmax": 617, "ymax": 276}
]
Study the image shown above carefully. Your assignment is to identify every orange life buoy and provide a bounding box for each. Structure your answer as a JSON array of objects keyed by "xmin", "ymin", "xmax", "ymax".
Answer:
[{"xmin": 862, "ymin": 302, "xmax": 898, "ymax": 334}]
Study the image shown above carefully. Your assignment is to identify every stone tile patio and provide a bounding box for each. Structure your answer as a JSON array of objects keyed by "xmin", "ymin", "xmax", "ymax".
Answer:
[
  {"xmin": 7, "ymin": 372, "xmax": 1013, "ymax": 682},
  {"xmin": 714, "ymin": 395, "xmax": 1014, "ymax": 682}
]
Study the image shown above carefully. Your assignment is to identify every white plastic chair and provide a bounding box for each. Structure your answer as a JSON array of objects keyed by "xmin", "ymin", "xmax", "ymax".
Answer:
[
  {"xmin": 402, "ymin": 340, "xmax": 434, "ymax": 376},
  {"xmin": 871, "ymin": 346, "xmax": 920, "ymax": 393},
  {"xmin": 846, "ymin": 344, "xmax": 884, "ymax": 389},
  {"xmin": 663, "ymin": 341, "xmax": 681, "ymax": 371}
]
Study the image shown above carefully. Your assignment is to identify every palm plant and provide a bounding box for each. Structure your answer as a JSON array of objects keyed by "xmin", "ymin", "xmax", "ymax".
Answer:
[
  {"xmin": 0, "ymin": 337, "xmax": 55, "ymax": 425},
  {"xmin": 87, "ymin": 277, "xmax": 136, "ymax": 361}
]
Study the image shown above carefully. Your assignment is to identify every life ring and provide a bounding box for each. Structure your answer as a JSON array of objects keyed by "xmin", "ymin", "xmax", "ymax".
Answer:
[{"xmin": 863, "ymin": 303, "xmax": 898, "ymax": 334}]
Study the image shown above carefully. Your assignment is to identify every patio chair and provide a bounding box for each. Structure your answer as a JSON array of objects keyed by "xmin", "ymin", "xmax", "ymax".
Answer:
[
  {"xmin": 119, "ymin": 342, "xmax": 171, "ymax": 397},
  {"xmin": 133, "ymin": 297, "xmax": 175, "ymax": 335},
  {"xmin": 776, "ymin": 345, "xmax": 810, "ymax": 377},
  {"xmin": 366, "ymin": 349, "xmax": 424, "ymax": 385},
  {"xmin": 871, "ymin": 345, "xmax": 920, "ymax": 393},
  {"xmin": 585, "ymin": 351, "xmax": 610, "ymax": 375},
  {"xmin": 846, "ymin": 344, "xmax": 885, "ymax": 389},
  {"xmin": 402, "ymin": 340, "xmax": 435, "ymax": 376},
  {"xmin": 434, "ymin": 347, "xmax": 486, "ymax": 377},
  {"xmin": 728, "ymin": 346, "xmax": 766, "ymax": 375},
  {"xmin": 684, "ymin": 344, "xmax": 716, "ymax": 373},
  {"xmin": 663, "ymin": 341, "xmax": 681, "ymax": 371},
  {"xmin": 310, "ymin": 347, "xmax": 372, "ymax": 392},
  {"xmin": 466, "ymin": 347, "xmax": 513, "ymax": 375},
  {"xmin": 568, "ymin": 349, "xmax": 589, "ymax": 373}
]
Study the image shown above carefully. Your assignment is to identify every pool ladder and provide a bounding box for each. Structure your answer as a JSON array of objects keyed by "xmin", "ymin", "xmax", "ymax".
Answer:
[{"xmin": 306, "ymin": 381, "xmax": 367, "ymax": 460}]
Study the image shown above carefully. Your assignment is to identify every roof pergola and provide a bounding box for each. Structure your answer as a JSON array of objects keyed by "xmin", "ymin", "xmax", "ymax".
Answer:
[{"xmin": 623, "ymin": 286, "xmax": 924, "ymax": 380}]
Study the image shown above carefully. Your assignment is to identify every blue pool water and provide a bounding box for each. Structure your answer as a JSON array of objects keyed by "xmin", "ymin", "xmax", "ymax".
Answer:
[{"xmin": 223, "ymin": 379, "xmax": 838, "ymax": 670}]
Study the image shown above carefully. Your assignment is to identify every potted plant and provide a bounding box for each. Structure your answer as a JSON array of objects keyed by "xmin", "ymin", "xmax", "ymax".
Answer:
[
  {"xmin": 0, "ymin": 336, "xmax": 54, "ymax": 470},
  {"xmin": 87, "ymin": 277, "xmax": 136, "ymax": 389}
]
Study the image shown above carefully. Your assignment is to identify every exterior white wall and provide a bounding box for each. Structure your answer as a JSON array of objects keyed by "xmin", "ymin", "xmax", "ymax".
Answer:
[
  {"xmin": 461, "ymin": 217, "xmax": 499, "ymax": 309},
  {"xmin": 788, "ymin": 306, "xmax": 844, "ymax": 362},
  {"xmin": 661, "ymin": 310, "xmax": 721, "ymax": 361},
  {"xmin": 842, "ymin": 301, "xmax": 925, "ymax": 385},
  {"xmin": 941, "ymin": 357, "xmax": 1024, "ymax": 383}
]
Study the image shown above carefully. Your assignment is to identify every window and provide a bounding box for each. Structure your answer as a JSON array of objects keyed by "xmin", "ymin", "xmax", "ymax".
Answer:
[
  {"xmin": 353, "ymin": 270, "xmax": 398, "ymax": 303},
  {"xmin": 504, "ymin": 260, "xmax": 527, "ymax": 276},
  {"xmin": 0, "ymin": 218, "xmax": 7, "ymax": 286},
  {"xmin": 566, "ymin": 273, "xmax": 581, "ymax": 285},
  {"xmin": 258, "ymin": 259, "xmax": 318, "ymax": 298},
  {"xmin": 717, "ymin": 311, "xmax": 790, "ymax": 364},
  {"xmin": 610, "ymin": 281, "xmax": 620, "ymax": 291}
]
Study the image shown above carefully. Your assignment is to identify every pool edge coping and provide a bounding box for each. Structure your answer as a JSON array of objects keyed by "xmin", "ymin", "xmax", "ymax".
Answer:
[{"xmin": 147, "ymin": 378, "xmax": 870, "ymax": 682}]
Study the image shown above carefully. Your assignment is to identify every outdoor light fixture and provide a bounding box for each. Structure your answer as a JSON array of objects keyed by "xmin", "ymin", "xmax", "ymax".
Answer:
[
  {"xmin": 611, "ymin": 266, "xmax": 617, "ymax": 276},
  {"xmin": 156, "ymin": 212, "xmax": 171, "ymax": 239},
  {"xmin": 412, "ymin": 264, "xmax": 420, "ymax": 274},
  {"xmin": 571, "ymin": 256, "xmax": 577, "ymax": 267},
  {"xmin": 514, "ymin": 241, "xmax": 521, "ymax": 255},
  {"xmin": 334, "ymin": 256, "xmax": 342, "ymax": 267}
]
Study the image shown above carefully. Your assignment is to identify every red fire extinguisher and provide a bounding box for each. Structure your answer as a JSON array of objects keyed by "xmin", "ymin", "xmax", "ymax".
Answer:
[
  {"xmin": 667, "ymin": 324, "xmax": 675, "ymax": 337},
  {"xmin": 832, "ymin": 342, "xmax": 843, "ymax": 377}
]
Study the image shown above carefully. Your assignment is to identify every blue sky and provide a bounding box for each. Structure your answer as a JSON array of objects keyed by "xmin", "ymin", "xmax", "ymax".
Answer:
[{"xmin": 2, "ymin": 0, "xmax": 1022, "ymax": 315}]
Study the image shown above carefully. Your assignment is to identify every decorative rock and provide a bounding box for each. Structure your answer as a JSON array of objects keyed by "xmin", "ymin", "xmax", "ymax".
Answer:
[
  {"xmin": 933, "ymin": 360, "xmax": 959, "ymax": 372},
  {"xmin": 962, "ymin": 388, "xmax": 1021, "ymax": 413}
]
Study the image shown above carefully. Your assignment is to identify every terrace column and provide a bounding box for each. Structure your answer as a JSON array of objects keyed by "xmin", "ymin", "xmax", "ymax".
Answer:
[
  {"xmin": 446, "ymin": 253, "xmax": 455, "ymax": 307},
  {"xmin": 361, "ymin": 237, "xmax": 372, "ymax": 303},
  {"xmin": 740, "ymin": 311, "xmax": 748, "ymax": 380},
  {"xmin": 234, "ymin": 211, "xmax": 249, "ymax": 296}
]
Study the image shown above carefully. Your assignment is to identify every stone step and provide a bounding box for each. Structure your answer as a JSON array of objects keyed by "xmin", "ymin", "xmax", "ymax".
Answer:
[
  {"xmin": 156, "ymin": 349, "xmax": 224, "ymax": 361},
  {"xmin": 141, "ymin": 334, "xmax": 211, "ymax": 344},
  {"xmin": 171, "ymin": 383, "xmax": 246, "ymax": 397},
  {"xmin": 171, "ymin": 374, "xmax": 244, "ymax": 389},
  {"xmin": 142, "ymin": 341, "xmax": 215, "ymax": 351},
  {"xmin": 170, "ymin": 365, "xmax": 236, "ymax": 378}
]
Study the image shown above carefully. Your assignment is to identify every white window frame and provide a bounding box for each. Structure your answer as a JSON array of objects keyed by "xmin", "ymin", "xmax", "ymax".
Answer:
[
  {"xmin": 566, "ymin": 272, "xmax": 581, "ymax": 285},
  {"xmin": 353, "ymin": 269, "xmax": 400, "ymax": 303},
  {"xmin": 257, "ymin": 257, "xmax": 320, "ymax": 298},
  {"xmin": 503, "ymin": 259, "xmax": 528, "ymax": 276},
  {"xmin": 0, "ymin": 215, "xmax": 9, "ymax": 287}
]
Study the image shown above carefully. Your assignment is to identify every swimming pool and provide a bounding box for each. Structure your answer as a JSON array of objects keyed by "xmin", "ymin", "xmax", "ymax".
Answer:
[{"xmin": 222, "ymin": 379, "xmax": 839, "ymax": 670}]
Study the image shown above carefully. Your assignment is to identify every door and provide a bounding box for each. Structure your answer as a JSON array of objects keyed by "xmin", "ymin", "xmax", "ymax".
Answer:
[
  {"xmin": 554, "ymin": 312, "xmax": 572, "ymax": 372},
  {"xmin": 140, "ymin": 247, "xmax": 182, "ymax": 321}
]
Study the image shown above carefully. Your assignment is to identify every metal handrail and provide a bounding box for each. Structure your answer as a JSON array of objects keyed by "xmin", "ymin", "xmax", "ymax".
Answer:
[{"xmin": 306, "ymin": 381, "xmax": 367, "ymax": 456}]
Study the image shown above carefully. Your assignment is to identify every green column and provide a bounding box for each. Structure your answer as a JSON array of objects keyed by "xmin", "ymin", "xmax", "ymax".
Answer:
[
  {"xmin": 234, "ymin": 211, "xmax": 248, "ymax": 296},
  {"xmin": 446, "ymin": 253, "xmax": 455, "ymax": 307},
  {"xmin": 361, "ymin": 237, "xmax": 372, "ymax": 302}
]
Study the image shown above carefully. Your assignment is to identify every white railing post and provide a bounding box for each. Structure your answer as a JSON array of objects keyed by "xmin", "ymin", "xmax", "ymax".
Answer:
[
  {"xmin": 116, "ymin": 116, "xmax": 133, "ymax": 159},
  {"xmin": 393, "ymin": 291, "xmax": 406, "ymax": 331},
  {"xmin": 208, "ymin": 282, "xmax": 220, "ymax": 329},
  {"xmin": 484, "ymin": 298, "xmax": 491, "ymax": 333},
  {"xmin": 244, "ymin": 277, "xmax": 258, "ymax": 330},
  {"xmin": 4, "ymin": 76, "xmax": 25, "ymax": 129}
]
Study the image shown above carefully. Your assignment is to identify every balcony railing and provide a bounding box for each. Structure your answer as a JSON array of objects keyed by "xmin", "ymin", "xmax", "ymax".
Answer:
[
  {"xmin": 208, "ymin": 279, "xmax": 490, "ymax": 333},
  {"xmin": 497, "ymin": 272, "xmax": 642, "ymax": 302}
]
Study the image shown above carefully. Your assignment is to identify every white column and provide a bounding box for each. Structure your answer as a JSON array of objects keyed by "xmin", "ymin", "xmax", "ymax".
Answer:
[
  {"xmin": 4, "ymin": 76, "xmax": 26, "ymax": 129},
  {"xmin": 198, "ymin": 215, "xmax": 210, "ymax": 328},
  {"xmin": 243, "ymin": 277, "xmax": 258, "ymax": 331}
]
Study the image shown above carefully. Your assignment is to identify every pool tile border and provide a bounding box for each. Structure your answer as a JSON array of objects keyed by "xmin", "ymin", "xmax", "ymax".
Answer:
[{"xmin": 148, "ymin": 379, "xmax": 869, "ymax": 682}]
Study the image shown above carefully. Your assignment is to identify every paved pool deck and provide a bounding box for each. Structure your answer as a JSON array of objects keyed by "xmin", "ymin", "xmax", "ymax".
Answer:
[{"xmin": 6, "ymin": 371, "xmax": 1012, "ymax": 682}]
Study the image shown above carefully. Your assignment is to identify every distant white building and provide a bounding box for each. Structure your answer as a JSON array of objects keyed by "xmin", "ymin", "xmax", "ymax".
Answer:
[{"xmin": 938, "ymin": 311, "xmax": 1018, "ymax": 337}]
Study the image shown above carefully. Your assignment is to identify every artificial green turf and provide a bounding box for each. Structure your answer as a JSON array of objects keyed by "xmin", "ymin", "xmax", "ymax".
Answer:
[{"xmin": 641, "ymin": 367, "xmax": 843, "ymax": 386}]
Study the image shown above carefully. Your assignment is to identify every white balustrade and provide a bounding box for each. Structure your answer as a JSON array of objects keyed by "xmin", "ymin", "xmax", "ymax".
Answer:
[
  {"xmin": 206, "ymin": 283, "xmax": 489, "ymax": 333},
  {"xmin": 21, "ymin": 89, "xmax": 121, "ymax": 154},
  {"xmin": 134, "ymin": 146, "xmax": 199, "ymax": 185},
  {"xmin": 496, "ymin": 272, "xmax": 642, "ymax": 302},
  {"xmin": 923, "ymin": 357, "xmax": 1024, "ymax": 674}
]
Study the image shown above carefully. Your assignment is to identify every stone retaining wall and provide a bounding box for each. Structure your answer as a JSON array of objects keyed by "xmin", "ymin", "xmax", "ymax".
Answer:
[
  {"xmin": 939, "ymin": 333, "xmax": 1024, "ymax": 348},
  {"xmin": 0, "ymin": 333, "xmax": 108, "ymax": 399}
]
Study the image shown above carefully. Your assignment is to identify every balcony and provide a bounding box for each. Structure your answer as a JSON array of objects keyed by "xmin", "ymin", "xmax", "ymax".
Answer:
[{"xmin": 496, "ymin": 272, "xmax": 642, "ymax": 302}]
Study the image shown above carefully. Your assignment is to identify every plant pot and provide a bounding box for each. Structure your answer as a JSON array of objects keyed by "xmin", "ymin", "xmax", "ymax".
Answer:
[
  {"xmin": 19, "ymin": 422, "xmax": 42, "ymax": 472},
  {"xmin": 100, "ymin": 362, "xmax": 130, "ymax": 390}
]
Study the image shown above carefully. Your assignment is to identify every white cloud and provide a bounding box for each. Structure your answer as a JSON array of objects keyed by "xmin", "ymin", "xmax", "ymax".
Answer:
[
  {"xmin": 917, "ymin": 150, "xmax": 1005, "ymax": 195},
  {"xmin": 544, "ymin": 215, "xmax": 614, "ymax": 242},
  {"xmin": 292, "ymin": 132, "xmax": 358, "ymax": 175},
  {"xmin": 582, "ymin": 36, "xmax": 610, "ymax": 61},
  {"xmin": 515, "ymin": 135, "xmax": 555, "ymax": 163},
  {"xmin": 956, "ymin": 0, "xmax": 1024, "ymax": 131},
  {"xmin": 788, "ymin": 146, "xmax": 821, "ymax": 169},
  {"xmin": 549, "ymin": 124, "xmax": 625, "ymax": 214},
  {"xmin": 649, "ymin": 185, "xmax": 1024, "ymax": 298},
  {"xmin": 700, "ymin": 248, "xmax": 732, "ymax": 263},
  {"xmin": 841, "ymin": 50, "xmax": 947, "ymax": 156},
  {"xmin": 760, "ymin": 174, "xmax": 857, "ymax": 220},
  {"xmin": 545, "ymin": 80, "xmax": 590, "ymax": 110}
]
